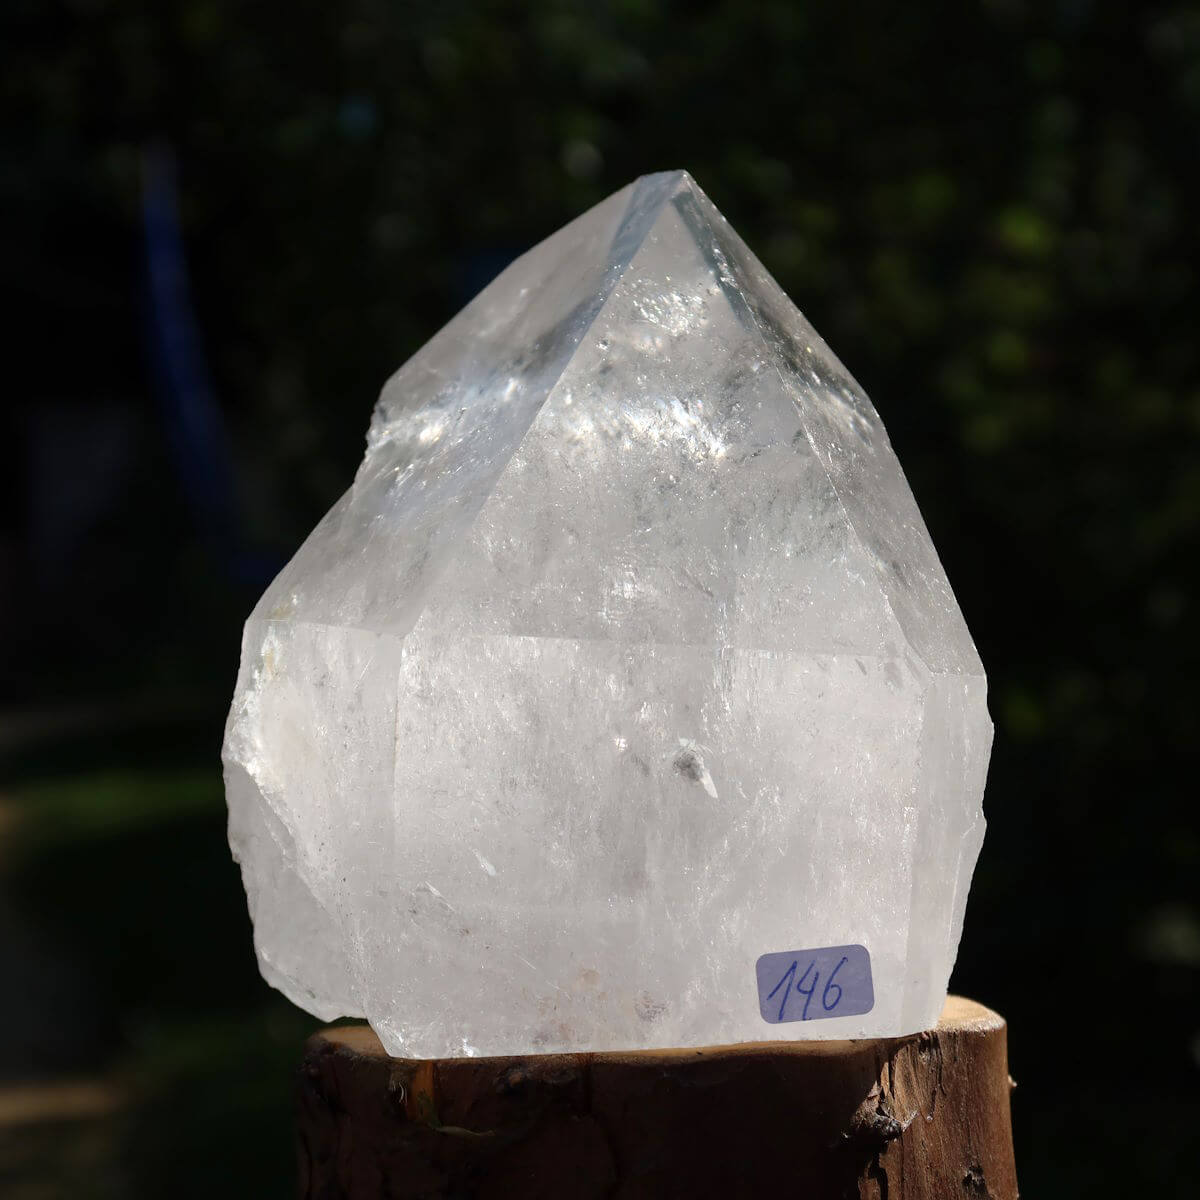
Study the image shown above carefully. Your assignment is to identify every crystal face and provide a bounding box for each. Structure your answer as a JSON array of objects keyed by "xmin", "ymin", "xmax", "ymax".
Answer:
[{"xmin": 222, "ymin": 171, "xmax": 991, "ymax": 1058}]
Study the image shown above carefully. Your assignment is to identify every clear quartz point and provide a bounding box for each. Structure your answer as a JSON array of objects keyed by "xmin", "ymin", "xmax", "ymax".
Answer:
[{"xmin": 222, "ymin": 171, "xmax": 991, "ymax": 1057}]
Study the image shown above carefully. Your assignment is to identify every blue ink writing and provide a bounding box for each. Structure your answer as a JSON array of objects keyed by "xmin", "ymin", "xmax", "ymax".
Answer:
[
  {"xmin": 766, "ymin": 958, "xmax": 833, "ymax": 1021},
  {"xmin": 822, "ymin": 955, "xmax": 848, "ymax": 1011},
  {"xmin": 766, "ymin": 958, "xmax": 797, "ymax": 1022},
  {"xmin": 756, "ymin": 944, "xmax": 874, "ymax": 1025},
  {"xmin": 795, "ymin": 959, "xmax": 819, "ymax": 1019}
]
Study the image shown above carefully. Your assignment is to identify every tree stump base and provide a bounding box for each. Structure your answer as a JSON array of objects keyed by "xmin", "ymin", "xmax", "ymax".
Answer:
[{"xmin": 296, "ymin": 995, "xmax": 1017, "ymax": 1199}]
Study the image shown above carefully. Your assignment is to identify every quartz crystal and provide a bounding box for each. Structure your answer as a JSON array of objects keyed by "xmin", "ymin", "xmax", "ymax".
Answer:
[{"xmin": 222, "ymin": 171, "xmax": 991, "ymax": 1058}]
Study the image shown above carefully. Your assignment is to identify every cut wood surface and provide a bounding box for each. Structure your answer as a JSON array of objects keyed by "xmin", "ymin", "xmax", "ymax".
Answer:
[{"xmin": 296, "ymin": 995, "xmax": 1017, "ymax": 1199}]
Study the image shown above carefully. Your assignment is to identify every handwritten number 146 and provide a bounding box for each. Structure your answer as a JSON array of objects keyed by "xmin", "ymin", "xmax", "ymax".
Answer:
[{"xmin": 766, "ymin": 954, "xmax": 848, "ymax": 1021}]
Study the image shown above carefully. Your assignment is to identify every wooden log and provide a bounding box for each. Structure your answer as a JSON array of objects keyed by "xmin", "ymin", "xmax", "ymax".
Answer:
[{"xmin": 296, "ymin": 995, "xmax": 1017, "ymax": 1199}]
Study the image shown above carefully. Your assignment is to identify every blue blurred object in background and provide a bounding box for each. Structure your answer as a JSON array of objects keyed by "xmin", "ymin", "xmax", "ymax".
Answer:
[
  {"xmin": 141, "ymin": 141, "xmax": 272, "ymax": 587},
  {"xmin": 2, "ymin": 2, "xmax": 1197, "ymax": 1196}
]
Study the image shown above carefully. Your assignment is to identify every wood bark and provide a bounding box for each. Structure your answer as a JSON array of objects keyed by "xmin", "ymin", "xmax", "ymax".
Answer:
[{"xmin": 296, "ymin": 995, "xmax": 1017, "ymax": 1199}]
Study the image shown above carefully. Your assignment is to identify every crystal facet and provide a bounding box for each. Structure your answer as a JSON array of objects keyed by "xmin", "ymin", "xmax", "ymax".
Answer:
[{"xmin": 222, "ymin": 171, "xmax": 991, "ymax": 1057}]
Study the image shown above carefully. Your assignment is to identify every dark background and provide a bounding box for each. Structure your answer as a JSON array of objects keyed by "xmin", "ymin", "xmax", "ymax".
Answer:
[{"xmin": 3, "ymin": 1, "xmax": 1198, "ymax": 1195}]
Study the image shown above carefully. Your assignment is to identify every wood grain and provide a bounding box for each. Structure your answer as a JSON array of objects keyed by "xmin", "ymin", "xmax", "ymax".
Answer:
[{"xmin": 296, "ymin": 995, "xmax": 1017, "ymax": 1198}]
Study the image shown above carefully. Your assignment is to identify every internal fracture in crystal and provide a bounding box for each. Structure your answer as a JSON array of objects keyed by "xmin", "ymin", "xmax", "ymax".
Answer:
[{"xmin": 222, "ymin": 171, "xmax": 992, "ymax": 1058}]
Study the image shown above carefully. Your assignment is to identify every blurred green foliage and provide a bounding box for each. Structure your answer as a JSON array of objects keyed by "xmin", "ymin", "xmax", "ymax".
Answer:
[{"xmin": 2, "ymin": 0, "xmax": 1198, "ymax": 1196}]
